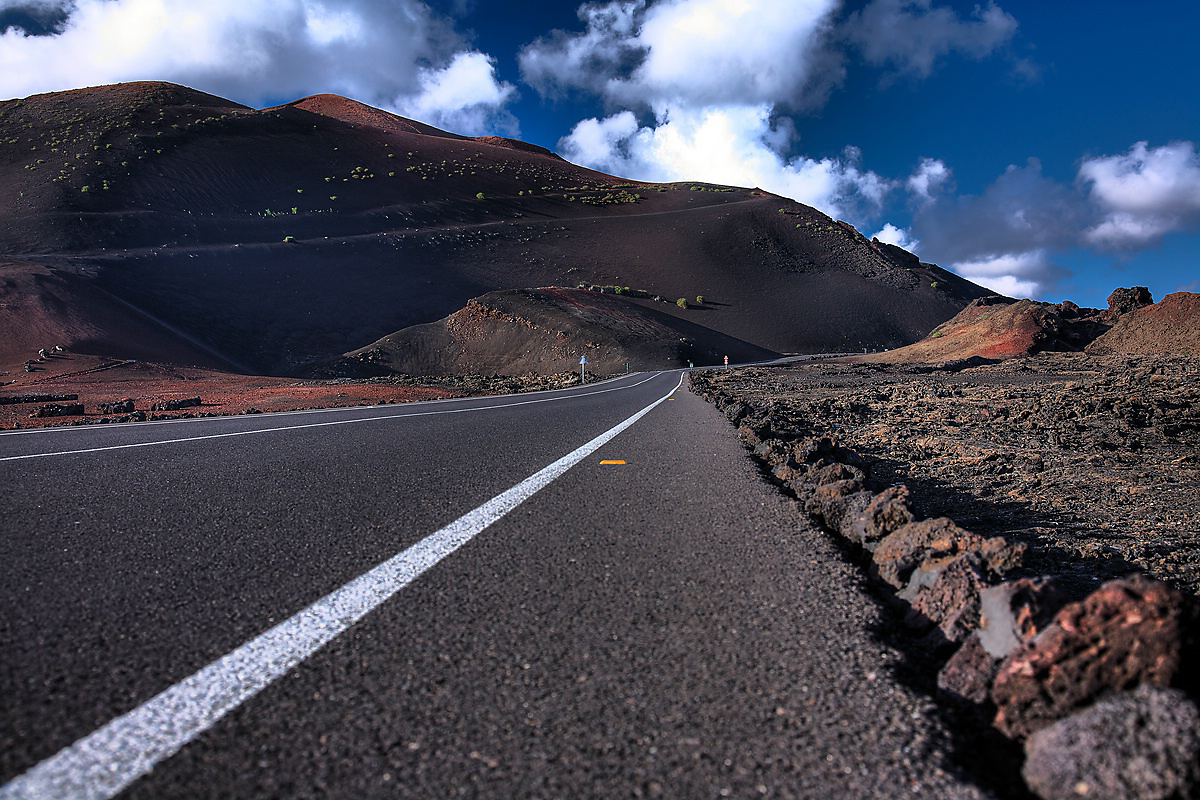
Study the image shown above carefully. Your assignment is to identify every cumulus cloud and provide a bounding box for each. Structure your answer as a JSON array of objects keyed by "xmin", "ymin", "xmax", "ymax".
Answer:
[
  {"xmin": 526, "ymin": 0, "xmax": 1027, "ymax": 230},
  {"xmin": 521, "ymin": 0, "xmax": 843, "ymax": 112},
  {"xmin": 560, "ymin": 104, "xmax": 893, "ymax": 221},
  {"xmin": 907, "ymin": 140, "xmax": 1200, "ymax": 298},
  {"xmin": 0, "ymin": 0, "xmax": 517, "ymax": 135},
  {"xmin": 393, "ymin": 51, "xmax": 517, "ymax": 136},
  {"xmin": 871, "ymin": 222, "xmax": 919, "ymax": 252},
  {"xmin": 948, "ymin": 251, "xmax": 1061, "ymax": 299},
  {"xmin": 907, "ymin": 157, "xmax": 951, "ymax": 203},
  {"xmin": 525, "ymin": 0, "xmax": 884, "ymax": 223},
  {"xmin": 842, "ymin": 0, "xmax": 1018, "ymax": 78},
  {"xmin": 1079, "ymin": 140, "xmax": 1200, "ymax": 247}
]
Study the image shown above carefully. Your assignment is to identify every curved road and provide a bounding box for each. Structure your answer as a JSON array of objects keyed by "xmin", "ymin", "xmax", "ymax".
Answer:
[{"xmin": 1, "ymin": 372, "xmax": 991, "ymax": 798}]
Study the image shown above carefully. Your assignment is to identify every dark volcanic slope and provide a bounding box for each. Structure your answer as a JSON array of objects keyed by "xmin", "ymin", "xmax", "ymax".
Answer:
[
  {"xmin": 343, "ymin": 286, "xmax": 779, "ymax": 375},
  {"xmin": 0, "ymin": 81, "xmax": 992, "ymax": 374}
]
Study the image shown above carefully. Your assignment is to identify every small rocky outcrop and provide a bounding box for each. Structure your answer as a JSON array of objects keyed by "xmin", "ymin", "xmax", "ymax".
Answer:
[
  {"xmin": 1022, "ymin": 685, "xmax": 1200, "ymax": 800},
  {"xmin": 1086, "ymin": 291, "xmax": 1200, "ymax": 356},
  {"xmin": 1102, "ymin": 286, "xmax": 1154, "ymax": 320},
  {"xmin": 0, "ymin": 393, "xmax": 78, "ymax": 405},
  {"xmin": 151, "ymin": 396, "xmax": 201, "ymax": 411},
  {"xmin": 30, "ymin": 402, "xmax": 84, "ymax": 417},
  {"xmin": 98, "ymin": 399, "xmax": 135, "ymax": 414}
]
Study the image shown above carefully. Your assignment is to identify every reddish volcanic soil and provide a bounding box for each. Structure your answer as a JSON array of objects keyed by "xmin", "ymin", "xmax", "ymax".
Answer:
[
  {"xmin": 0, "ymin": 353, "xmax": 456, "ymax": 429},
  {"xmin": 1087, "ymin": 291, "xmax": 1200, "ymax": 355}
]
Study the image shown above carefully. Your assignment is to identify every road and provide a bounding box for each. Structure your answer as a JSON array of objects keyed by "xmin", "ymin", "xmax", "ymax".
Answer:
[{"xmin": 0, "ymin": 372, "xmax": 990, "ymax": 798}]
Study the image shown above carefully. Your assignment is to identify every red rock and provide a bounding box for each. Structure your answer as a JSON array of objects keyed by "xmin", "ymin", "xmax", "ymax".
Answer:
[
  {"xmin": 992, "ymin": 575, "xmax": 1197, "ymax": 739},
  {"xmin": 904, "ymin": 551, "xmax": 991, "ymax": 644},
  {"xmin": 871, "ymin": 518, "xmax": 1024, "ymax": 589},
  {"xmin": 843, "ymin": 485, "xmax": 915, "ymax": 549},
  {"xmin": 938, "ymin": 633, "xmax": 998, "ymax": 705}
]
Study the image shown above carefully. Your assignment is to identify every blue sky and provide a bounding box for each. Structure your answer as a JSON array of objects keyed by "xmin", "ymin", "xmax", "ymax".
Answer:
[{"xmin": 2, "ymin": 0, "xmax": 1197, "ymax": 308}]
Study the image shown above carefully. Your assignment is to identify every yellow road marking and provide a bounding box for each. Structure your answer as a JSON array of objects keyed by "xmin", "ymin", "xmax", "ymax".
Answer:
[{"xmin": 599, "ymin": 459, "xmax": 626, "ymax": 465}]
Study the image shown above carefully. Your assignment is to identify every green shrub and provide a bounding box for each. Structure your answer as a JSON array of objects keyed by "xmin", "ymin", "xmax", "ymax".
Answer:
[
  {"xmin": 931, "ymin": 281, "xmax": 940, "ymax": 289},
  {"xmin": 676, "ymin": 297, "xmax": 688, "ymax": 309},
  {"xmin": 476, "ymin": 192, "xmax": 486, "ymax": 200},
  {"xmin": 283, "ymin": 235, "xmax": 296, "ymax": 243},
  {"xmin": 696, "ymin": 295, "xmax": 704, "ymax": 304}
]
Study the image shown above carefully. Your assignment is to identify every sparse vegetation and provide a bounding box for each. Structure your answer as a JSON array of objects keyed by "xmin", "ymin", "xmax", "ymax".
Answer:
[
  {"xmin": 676, "ymin": 297, "xmax": 689, "ymax": 309},
  {"xmin": 696, "ymin": 295, "xmax": 704, "ymax": 304}
]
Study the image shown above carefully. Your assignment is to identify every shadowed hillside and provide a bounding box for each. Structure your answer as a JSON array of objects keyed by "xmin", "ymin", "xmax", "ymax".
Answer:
[
  {"xmin": 338, "ymin": 286, "xmax": 779, "ymax": 376},
  {"xmin": 1, "ymin": 81, "xmax": 993, "ymax": 375}
]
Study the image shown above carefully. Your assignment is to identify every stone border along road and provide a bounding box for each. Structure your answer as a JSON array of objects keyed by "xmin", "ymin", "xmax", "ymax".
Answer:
[{"xmin": 688, "ymin": 371, "xmax": 1200, "ymax": 800}]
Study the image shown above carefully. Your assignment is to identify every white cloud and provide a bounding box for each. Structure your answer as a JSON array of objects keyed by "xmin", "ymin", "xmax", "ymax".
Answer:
[
  {"xmin": 559, "ymin": 104, "xmax": 893, "ymax": 221},
  {"xmin": 392, "ymin": 51, "xmax": 516, "ymax": 136},
  {"xmin": 1079, "ymin": 140, "xmax": 1200, "ymax": 247},
  {"xmin": 0, "ymin": 0, "xmax": 517, "ymax": 135},
  {"xmin": 906, "ymin": 157, "xmax": 950, "ymax": 203},
  {"xmin": 527, "ymin": 0, "xmax": 1032, "ymax": 229},
  {"xmin": 871, "ymin": 222, "xmax": 919, "ymax": 252},
  {"xmin": 609, "ymin": 0, "xmax": 840, "ymax": 109},
  {"xmin": 949, "ymin": 250, "xmax": 1054, "ymax": 299},
  {"xmin": 843, "ymin": 0, "xmax": 1018, "ymax": 78},
  {"xmin": 520, "ymin": 0, "xmax": 843, "ymax": 111},
  {"xmin": 519, "ymin": 1, "xmax": 645, "ymax": 99}
]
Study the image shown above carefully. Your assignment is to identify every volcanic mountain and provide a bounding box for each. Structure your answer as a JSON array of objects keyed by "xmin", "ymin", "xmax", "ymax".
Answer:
[{"xmin": 1, "ymin": 81, "xmax": 992, "ymax": 376}]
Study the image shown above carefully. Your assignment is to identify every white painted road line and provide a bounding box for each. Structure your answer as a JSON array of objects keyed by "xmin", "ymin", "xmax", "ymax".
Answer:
[
  {"xmin": 0, "ymin": 373, "xmax": 662, "ymax": 462},
  {"xmin": 0, "ymin": 374, "xmax": 684, "ymax": 800}
]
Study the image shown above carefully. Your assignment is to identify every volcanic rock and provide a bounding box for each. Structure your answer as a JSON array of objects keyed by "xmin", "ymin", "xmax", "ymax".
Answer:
[
  {"xmin": 151, "ymin": 396, "xmax": 201, "ymax": 411},
  {"xmin": 1103, "ymin": 286, "xmax": 1154, "ymax": 319},
  {"xmin": 978, "ymin": 577, "xmax": 1073, "ymax": 659},
  {"xmin": 902, "ymin": 551, "xmax": 992, "ymax": 645},
  {"xmin": 938, "ymin": 633, "xmax": 999, "ymax": 705},
  {"xmin": 992, "ymin": 575, "xmax": 1198, "ymax": 739},
  {"xmin": 871, "ymin": 518, "xmax": 1024, "ymax": 589},
  {"xmin": 30, "ymin": 402, "xmax": 83, "ymax": 417},
  {"xmin": 841, "ymin": 485, "xmax": 916, "ymax": 550},
  {"xmin": 1022, "ymin": 685, "xmax": 1200, "ymax": 800},
  {"xmin": 98, "ymin": 399, "xmax": 135, "ymax": 414}
]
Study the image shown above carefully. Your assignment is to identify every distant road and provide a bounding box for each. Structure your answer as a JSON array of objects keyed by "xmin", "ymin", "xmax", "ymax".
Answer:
[{"xmin": 0, "ymin": 372, "xmax": 988, "ymax": 799}]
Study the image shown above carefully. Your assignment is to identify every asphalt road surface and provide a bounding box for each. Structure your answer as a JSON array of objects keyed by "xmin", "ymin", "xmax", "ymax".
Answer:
[{"xmin": 0, "ymin": 372, "xmax": 992, "ymax": 798}]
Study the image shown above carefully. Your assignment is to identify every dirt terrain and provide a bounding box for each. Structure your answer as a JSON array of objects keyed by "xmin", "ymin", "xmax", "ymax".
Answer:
[
  {"xmin": 0, "ymin": 351, "xmax": 594, "ymax": 429},
  {"xmin": 695, "ymin": 354, "xmax": 1200, "ymax": 597}
]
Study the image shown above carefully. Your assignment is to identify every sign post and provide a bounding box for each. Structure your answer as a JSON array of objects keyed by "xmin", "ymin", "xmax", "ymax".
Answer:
[
  {"xmin": 579, "ymin": 355, "xmax": 589, "ymax": 384},
  {"xmin": 723, "ymin": 355, "xmax": 729, "ymax": 367}
]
